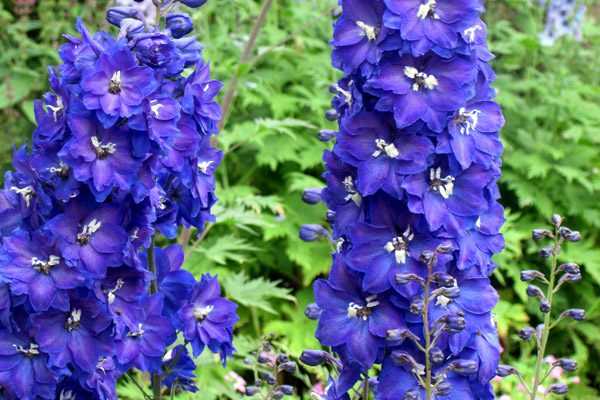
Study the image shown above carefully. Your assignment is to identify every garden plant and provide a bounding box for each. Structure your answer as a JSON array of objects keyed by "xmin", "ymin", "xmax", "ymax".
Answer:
[{"xmin": 0, "ymin": 0, "xmax": 598, "ymax": 399}]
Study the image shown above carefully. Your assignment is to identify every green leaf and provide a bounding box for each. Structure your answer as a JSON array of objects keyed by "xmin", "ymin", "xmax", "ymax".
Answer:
[
  {"xmin": 222, "ymin": 272, "xmax": 295, "ymax": 315},
  {"xmin": 192, "ymin": 235, "xmax": 259, "ymax": 266}
]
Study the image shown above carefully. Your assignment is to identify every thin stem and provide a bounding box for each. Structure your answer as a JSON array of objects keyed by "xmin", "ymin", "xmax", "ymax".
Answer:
[
  {"xmin": 529, "ymin": 232, "xmax": 561, "ymax": 400},
  {"xmin": 147, "ymin": 241, "xmax": 162, "ymax": 400},
  {"xmin": 218, "ymin": 0, "xmax": 275, "ymax": 131},
  {"xmin": 129, "ymin": 373, "xmax": 153, "ymax": 400},
  {"xmin": 422, "ymin": 258, "xmax": 434, "ymax": 400},
  {"xmin": 362, "ymin": 374, "xmax": 369, "ymax": 400}
]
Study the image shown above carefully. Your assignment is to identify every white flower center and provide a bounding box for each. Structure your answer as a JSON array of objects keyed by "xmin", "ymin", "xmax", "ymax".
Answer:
[
  {"xmin": 334, "ymin": 84, "xmax": 353, "ymax": 105},
  {"xmin": 343, "ymin": 176, "xmax": 362, "ymax": 206},
  {"xmin": 109, "ymin": 70, "xmax": 122, "ymax": 94},
  {"xmin": 149, "ymin": 100, "xmax": 164, "ymax": 118},
  {"xmin": 46, "ymin": 96, "xmax": 65, "ymax": 122},
  {"xmin": 429, "ymin": 168, "xmax": 455, "ymax": 199},
  {"xmin": 59, "ymin": 389, "xmax": 76, "ymax": 400},
  {"xmin": 372, "ymin": 138, "xmax": 400, "ymax": 158},
  {"xmin": 66, "ymin": 309, "xmax": 82, "ymax": 331},
  {"xmin": 417, "ymin": 0, "xmax": 439, "ymax": 20},
  {"xmin": 13, "ymin": 343, "xmax": 40, "ymax": 357},
  {"xmin": 464, "ymin": 25, "xmax": 482, "ymax": 43},
  {"xmin": 91, "ymin": 136, "xmax": 117, "ymax": 159},
  {"xmin": 384, "ymin": 227, "xmax": 414, "ymax": 264},
  {"xmin": 127, "ymin": 323, "xmax": 146, "ymax": 338},
  {"xmin": 49, "ymin": 162, "xmax": 69, "ymax": 178},
  {"xmin": 193, "ymin": 305, "xmax": 214, "ymax": 321},
  {"xmin": 455, "ymin": 107, "xmax": 481, "ymax": 135},
  {"xmin": 404, "ymin": 66, "xmax": 439, "ymax": 91},
  {"xmin": 356, "ymin": 21, "xmax": 377, "ymax": 41},
  {"xmin": 107, "ymin": 278, "xmax": 125, "ymax": 304},
  {"xmin": 31, "ymin": 255, "xmax": 61, "ymax": 274},
  {"xmin": 10, "ymin": 185, "xmax": 35, "ymax": 207},
  {"xmin": 198, "ymin": 160, "xmax": 214, "ymax": 174},
  {"xmin": 347, "ymin": 295, "xmax": 379, "ymax": 320},
  {"xmin": 77, "ymin": 219, "xmax": 102, "ymax": 245}
]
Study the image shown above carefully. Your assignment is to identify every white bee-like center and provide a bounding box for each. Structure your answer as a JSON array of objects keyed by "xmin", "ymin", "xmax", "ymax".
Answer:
[
  {"xmin": 31, "ymin": 255, "xmax": 61, "ymax": 274},
  {"xmin": 150, "ymin": 100, "xmax": 164, "ymax": 118},
  {"xmin": 372, "ymin": 138, "xmax": 400, "ymax": 159},
  {"xmin": 417, "ymin": 0, "xmax": 439, "ymax": 20},
  {"xmin": 46, "ymin": 96, "xmax": 65, "ymax": 122},
  {"xmin": 464, "ymin": 24, "xmax": 483, "ymax": 43},
  {"xmin": 334, "ymin": 84, "xmax": 353, "ymax": 105},
  {"xmin": 356, "ymin": 21, "xmax": 377, "ymax": 41},
  {"xmin": 66, "ymin": 308, "xmax": 82, "ymax": 331},
  {"xmin": 384, "ymin": 227, "xmax": 414, "ymax": 264},
  {"xmin": 127, "ymin": 323, "xmax": 146, "ymax": 338},
  {"xmin": 429, "ymin": 168, "xmax": 455, "ymax": 199},
  {"xmin": 91, "ymin": 136, "xmax": 117, "ymax": 159},
  {"xmin": 404, "ymin": 66, "xmax": 439, "ymax": 91},
  {"xmin": 77, "ymin": 218, "xmax": 102, "ymax": 245},
  {"xmin": 343, "ymin": 176, "xmax": 362, "ymax": 206},
  {"xmin": 13, "ymin": 342, "xmax": 40, "ymax": 357},
  {"xmin": 198, "ymin": 160, "xmax": 214, "ymax": 174},
  {"xmin": 193, "ymin": 304, "xmax": 214, "ymax": 321},
  {"xmin": 455, "ymin": 107, "xmax": 481, "ymax": 135},
  {"xmin": 347, "ymin": 295, "xmax": 379, "ymax": 320},
  {"xmin": 10, "ymin": 185, "xmax": 35, "ymax": 207},
  {"xmin": 107, "ymin": 278, "xmax": 125, "ymax": 304}
]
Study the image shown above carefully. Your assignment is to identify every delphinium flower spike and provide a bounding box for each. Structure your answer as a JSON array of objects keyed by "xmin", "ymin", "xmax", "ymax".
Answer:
[
  {"xmin": 497, "ymin": 215, "xmax": 584, "ymax": 399},
  {"xmin": 301, "ymin": 0, "xmax": 505, "ymax": 399},
  {"xmin": 0, "ymin": 1, "xmax": 238, "ymax": 399},
  {"xmin": 539, "ymin": 0, "xmax": 587, "ymax": 46}
]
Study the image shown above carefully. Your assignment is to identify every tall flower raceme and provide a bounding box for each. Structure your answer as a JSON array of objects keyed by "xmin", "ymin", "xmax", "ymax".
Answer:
[
  {"xmin": 539, "ymin": 0, "xmax": 586, "ymax": 46},
  {"xmin": 0, "ymin": 1, "xmax": 238, "ymax": 399},
  {"xmin": 301, "ymin": 1, "xmax": 505, "ymax": 399}
]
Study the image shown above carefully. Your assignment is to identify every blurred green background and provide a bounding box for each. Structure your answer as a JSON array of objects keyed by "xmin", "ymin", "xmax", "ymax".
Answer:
[{"xmin": 0, "ymin": 0, "xmax": 599, "ymax": 398}]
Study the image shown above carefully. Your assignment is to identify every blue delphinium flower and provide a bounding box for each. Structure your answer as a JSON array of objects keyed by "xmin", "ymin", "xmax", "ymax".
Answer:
[
  {"xmin": 0, "ymin": 2, "xmax": 238, "ymax": 398},
  {"xmin": 304, "ymin": 1, "xmax": 505, "ymax": 399}
]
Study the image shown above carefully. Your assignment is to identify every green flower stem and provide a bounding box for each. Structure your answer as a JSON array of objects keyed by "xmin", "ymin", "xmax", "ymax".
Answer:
[
  {"xmin": 422, "ymin": 256, "xmax": 434, "ymax": 400},
  {"xmin": 529, "ymin": 231, "xmax": 562, "ymax": 400},
  {"xmin": 147, "ymin": 240, "xmax": 162, "ymax": 400}
]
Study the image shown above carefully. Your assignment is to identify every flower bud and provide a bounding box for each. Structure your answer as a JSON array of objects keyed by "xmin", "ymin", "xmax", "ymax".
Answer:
[
  {"xmin": 532, "ymin": 228, "xmax": 553, "ymax": 241},
  {"xmin": 106, "ymin": 6, "xmax": 140, "ymax": 27},
  {"xmin": 299, "ymin": 224, "xmax": 328, "ymax": 242},
  {"xmin": 317, "ymin": 129, "xmax": 337, "ymax": 142},
  {"xmin": 403, "ymin": 390, "xmax": 420, "ymax": 400},
  {"xmin": 430, "ymin": 347, "xmax": 444, "ymax": 364},
  {"xmin": 434, "ymin": 380, "xmax": 451, "ymax": 396},
  {"xmin": 276, "ymin": 354, "xmax": 289, "ymax": 364},
  {"xmin": 395, "ymin": 273, "xmax": 423, "ymax": 285},
  {"xmin": 419, "ymin": 250, "xmax": 435, "ymax": 264},
  {"xmin": 539, "ymin": 246, "xmax": 554, "ymax": 258},
  {"xmin": 440, "ymin": 286, "xmax": 460, "ymax": 298},
  {"xmin": 520, "ymin": 270, "xmax": 546, "ymax": 282},
  {"xmin": 302, "ymin": 188, "xmax": 322, "ymax": 205},
  {"xmin": 391, "ymin": 351, "xmax": 424, "ymax": 375},
  {"xmin": 166, "ymin": 13, "xmax": 194, "ymax": 39},
  {"xmin": 526, "ymin": 285, "xmax": 544, "ymax": 299},
  {"xmin": 435, "ymin": 242, "xmax": 454, "ymax": 254},
  {"xmin": 561, "ymin": 308, "xmax": 585, "ymax": 321},
  {"xmin": 432, "ymin": 272, "xmax": 455, "ymax": 288},
  {"xmin": 551, "ymin": 214, "xmax": 563, "ymax": 227},
  {"xmin": 559, "ymin": 227, "xmax": 581, "ymax": 242},
  {"xmin": 555, "ymin": 358, "xmax": 577, "ymax": 372},
  {"xmin": 259, "ymin": 371, "xmax": 276, "ymax": 385},
  {"xmin": 179, "ymin": 0, "xmax": 209, "ymax": 8},
  {"xmin": 448, "ymin": 359, "xmax": 478, "ymax": 375},
  {"xmin": 539, "ymin": 299, "xmax": 551, "ymax": 313},
  {"xmin": 409, "ymin": 299, "xmax": 423, "ymax": 314},
  {"xmin": 325, "ymin": 109, "xmax": 339, "ymax": 121},
  {"xmin": 300, "ymin": 350, "xmax": 327, "ymax": 366},
  {"xmin": 548, "ymin": 383, "xmax": 568, "ymax": 395},
  {"xmin": 559, "ymin": 263, "xmax": 580, "ymax": 274},
  {"xmin": 278, "ymin": 385, "xmax": 294, "ymax": 395},
  {"xmin": 278, "ymin": 361, "xmax": 297, "ymax": 374},
  {"xmin": 257, "ymin": 352, "xmax": 273, "ymax": 365},
  {"xmin": 444, "ymin": 313, "xmax": 466, "ymax": 333},
  {"xmin": 304, "ymin": 303, "xmax": 321, "ymax": 320},
  {"xmin": 245, "ymin": 386, "xmax": 260, "ymax": 396},
  {"xmin": 558, "ymin": 273, "xmax": 582, "ymax": 286},
  {"xmin": 518, "ymin": 326, "xmax": 535, "ymax": 341},
  {"xmin": 496, "ymin": 364, "xmax": 517, "ymax": 377}
]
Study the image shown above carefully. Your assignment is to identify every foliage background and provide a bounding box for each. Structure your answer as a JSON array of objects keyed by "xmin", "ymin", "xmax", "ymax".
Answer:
[{"xmin": 0, "ymin": 0, "xmax": 599, "ymax": 398}]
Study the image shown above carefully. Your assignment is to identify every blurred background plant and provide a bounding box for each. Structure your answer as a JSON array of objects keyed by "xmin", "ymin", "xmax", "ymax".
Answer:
[{"xmin": 0, "ymin": 0, "xmax": 599, "ymax": 398}]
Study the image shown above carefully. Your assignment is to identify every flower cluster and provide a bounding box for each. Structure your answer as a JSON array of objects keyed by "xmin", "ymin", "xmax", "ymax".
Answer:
[
  {"xmin": 0, "ymin": 1, "xmax": 238, "ymax": 399},
  {"xmin": 302, "ymin": 0, "xmax": 505, "ymax": 398},
  {"xmin": 497, "ymin": 215, "xmax": 584, "ymax": 398},
  {"xmin": 539, "ymin": 0, "xmax": 586, "ymax": 46}
]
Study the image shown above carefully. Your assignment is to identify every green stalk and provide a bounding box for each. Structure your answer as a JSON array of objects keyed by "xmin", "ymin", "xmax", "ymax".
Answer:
[
  {"xmin": 148, "ymin": 241, "xmax": 162, "ymax": 400},
  {"xmin": 422, "ymin": 258, "xmax": 434, "ymax": 400},
  {"xmin": 529, "ymin": 231, "xmax": 561, "ymax": 400}
]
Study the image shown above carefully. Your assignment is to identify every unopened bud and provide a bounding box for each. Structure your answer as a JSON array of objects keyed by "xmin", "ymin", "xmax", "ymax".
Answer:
[
  {"xmin": 448, "ymin": 359, "xmax": 478, "ymax": 375},
  {"xmin": 302, "ymin": 188, "xmax": 322, "ymax": 205},
  {"xmin": 561, "ymin": 308, "xmax": 585, "ymax": 321},
  {"xmin": 318, "ymin": 129, "xmax": 337, "ymax": 142},
  {"xmin": 551, "ymin": 214, "xmax": 563, "ymax": 227},
  {"xmin": 496, "ymin": 364, "xmax": 517, "ymax": 377},
  {"xmin": 532, "ymin": 228, "xmax": 553, "ymax": 241},
  {"xmin": 526, "ymin": 285, "xmax": 544, "ymax": 299},
  {"xmin": 325, "ymin": 109, "xmax": 339, "ymax": 121},
  {"xmin": 299, "ymin": 224, "xmax": 328, "ymax": 242},
  {"xmin": 520, "ymin": 270, "xmax": 546, "ymax": 282},
  {"xmin": 304, "ymin": 303, "xmax": 321, "ymax": 320},
  {"xmin": 518, "ymin": 326, "xmax": 535, "ymax": 341},
  {"xmin": 548, "ymin": 383, "xmax": 568, "ymax": 395},
  {"xmin": 555, "ymin": 358, "xmax": 577, "ymax": 372}
]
